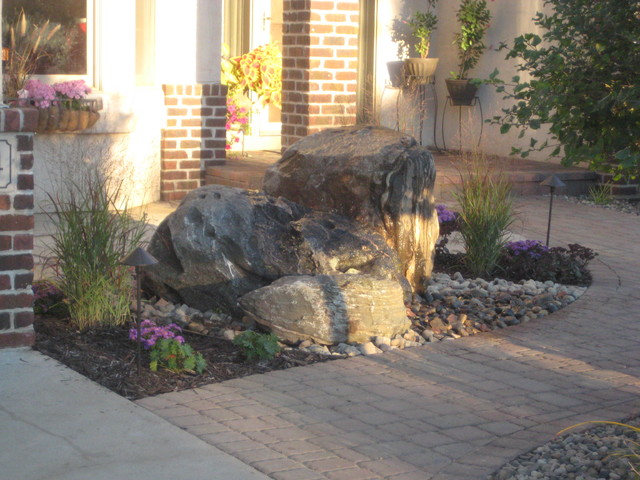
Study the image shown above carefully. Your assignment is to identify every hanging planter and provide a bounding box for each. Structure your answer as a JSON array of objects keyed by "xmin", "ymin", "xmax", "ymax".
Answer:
[
  {"xmin": 17, "ymin": 79, "xmax": 102, "ymax": 133},
  {"xmin": 403, "ymin": 58, "xmax": 439, "ymax": 86},
  {"xmin": 386, "ymin": 61, "xmax": 405, "ymax": 88},
  {"xmin": 445, "ymin": 78, "xmax": 478, "ymax": 106}
]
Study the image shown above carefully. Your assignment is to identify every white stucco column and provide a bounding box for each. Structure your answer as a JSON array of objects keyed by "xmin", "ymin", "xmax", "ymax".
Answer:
[{"xmin": 155, "ymin": 0, "xmax": 222, "ymax": 84}]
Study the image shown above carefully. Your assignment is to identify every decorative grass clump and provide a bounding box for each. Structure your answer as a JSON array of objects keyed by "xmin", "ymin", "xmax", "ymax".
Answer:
[
  {"xmin": 45, "ymin": 171, "xmax": 147, "ymax": 330},
  {"xmin": 454, "ymin": 154, "xmax": 515, "ymax": 277}
]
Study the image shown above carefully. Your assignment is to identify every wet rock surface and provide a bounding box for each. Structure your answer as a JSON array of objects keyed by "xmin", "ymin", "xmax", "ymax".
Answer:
[
  {"xmin": 263, "ymin": 125, "xmax": 439, "ymax": 293},
  {"xmin": 144, "ymin": 185, "xmax": 407, "ymax": 314}
]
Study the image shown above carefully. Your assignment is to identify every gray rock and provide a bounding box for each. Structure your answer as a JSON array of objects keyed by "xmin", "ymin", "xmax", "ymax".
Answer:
[
  {"xmin": 359, "ymin": 342, "xmax": 383, "ymax": 356},
  {"xmin": 263, "ymin": 125, "xmax": 439, "ymax": 294},
  {"xmin": 144, "ymin": 185, "xmax": 408, "ymax": 313},
  {"xmin": 238, "ymin": 274, "xmax": 410, "ymax": 345}
]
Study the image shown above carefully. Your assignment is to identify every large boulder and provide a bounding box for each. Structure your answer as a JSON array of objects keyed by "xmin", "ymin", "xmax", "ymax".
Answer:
[
  {"xmin": 238, "ymin": 274, "xmax": 410, "ymax": 345},
  {"xmin": 144, "ymin": 185, "xmax": 408, "ymax": 313},
  {"xmin": 263, "ymin": 125, "xmax": 439, "ymax": 294}
]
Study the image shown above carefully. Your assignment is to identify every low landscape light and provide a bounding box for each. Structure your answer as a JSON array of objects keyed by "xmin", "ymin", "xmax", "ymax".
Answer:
[
  {"xmin": 120, "ymin": 247, "xmax": 158, "ymax": 375},
  {"xmin": 540, "ymin": 175, "xmax": 566, "ymax": 246}
]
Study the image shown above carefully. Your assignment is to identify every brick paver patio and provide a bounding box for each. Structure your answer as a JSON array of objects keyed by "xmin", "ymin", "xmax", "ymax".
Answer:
[{"xmin": 137, "ymin": 196, "xmax": 640, "ymax": 480}]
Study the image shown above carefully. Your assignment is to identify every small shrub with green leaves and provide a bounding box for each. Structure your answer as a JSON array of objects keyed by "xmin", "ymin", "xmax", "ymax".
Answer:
[
  {"xmin": 149, "ymin": 338, "xmax": 206, "ymax": 375},
  {"xmin": 233, "ymin": 330, "xmax": 282, "ymax": 361},
  {"xmin": 32, "ymin": 280, "xmax": 69, "ymax": 317},
  {"xmin": 498, "ymin": 240, "xmax": 596, "ymax": 286}
]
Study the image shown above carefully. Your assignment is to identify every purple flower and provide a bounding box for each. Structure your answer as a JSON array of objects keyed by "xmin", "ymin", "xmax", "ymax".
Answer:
[
  {"xmin": 129, "ymin": 319, "xmax": 184, "ymax": 350},
  {"xmin": 505, "ymin": 240, "xmax": 549, "ymax": 259},
  {"xmin": 436, "ymin": 204, "xmax": 458, "ymax": 224}
]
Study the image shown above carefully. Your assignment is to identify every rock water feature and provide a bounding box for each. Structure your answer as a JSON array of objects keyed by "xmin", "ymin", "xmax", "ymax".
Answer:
[
  {"xmin": 145, "ymin": 126, "xmax": 440, "ymax": 344},
  {"xmin": 144, "ymin": 186, "xmax": 406, "ymax": 313},
  {"xmin": 263, "ymin": 125, "xmax": 439, "ymax": 294}
]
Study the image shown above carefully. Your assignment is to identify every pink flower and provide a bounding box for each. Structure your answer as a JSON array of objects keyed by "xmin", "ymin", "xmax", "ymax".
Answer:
[{"xmin": 22, "ymin": 79, "xmax": 56, "ymax": 108}]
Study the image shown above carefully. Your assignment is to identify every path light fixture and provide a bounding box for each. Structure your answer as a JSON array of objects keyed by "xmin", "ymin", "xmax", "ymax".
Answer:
[
  {"xmin": 120, "ymin": 247, "xmax": 158, "ymax": 375},
  {"xmin": 540, "ymin": 175, "xmax": 566, "ymax": 247}
]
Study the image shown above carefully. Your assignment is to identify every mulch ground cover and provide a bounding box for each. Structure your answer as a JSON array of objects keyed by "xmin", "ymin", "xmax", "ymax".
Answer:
[{"xmin": 33, "ymin": 315, "xmax": 335, "ymax": 400}]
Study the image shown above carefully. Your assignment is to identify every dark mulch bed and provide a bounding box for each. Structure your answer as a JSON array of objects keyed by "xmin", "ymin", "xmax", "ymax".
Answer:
[{"xmin": 33, "ymin": 315, "xmax": 336, "ymax": 401}]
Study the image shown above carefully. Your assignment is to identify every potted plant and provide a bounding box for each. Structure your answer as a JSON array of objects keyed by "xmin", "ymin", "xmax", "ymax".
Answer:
[
  {"xmin": 446, "ymin": 0, "xmax": 492, "ymax": 105},
  {"xmin": 404, "ymin": 2, "xmax": 440, "ymax": 85}
]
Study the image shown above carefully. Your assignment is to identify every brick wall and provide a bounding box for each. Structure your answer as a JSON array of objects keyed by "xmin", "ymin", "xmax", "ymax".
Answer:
[
  {"xmin": 161, "ymin": 83, "xmax": 228, "ymax": 201},
  {"xmin": 0, "ymin": 108, "xmax": 38, "ymax": 348},
  {"xmin": 281, "ymin": 0, "xmax": 360, "ymax": 149}
]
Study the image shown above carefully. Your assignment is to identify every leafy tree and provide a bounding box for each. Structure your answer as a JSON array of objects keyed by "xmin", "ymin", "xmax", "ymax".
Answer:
[{"xmin": 491, "ymin": 0, "xmax": 640, "ymax": 178}]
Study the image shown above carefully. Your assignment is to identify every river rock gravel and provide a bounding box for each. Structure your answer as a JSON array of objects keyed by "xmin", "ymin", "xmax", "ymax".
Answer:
[{"xmin": 490, "ymin": 417, "xmax": 640, "ymax": 480}]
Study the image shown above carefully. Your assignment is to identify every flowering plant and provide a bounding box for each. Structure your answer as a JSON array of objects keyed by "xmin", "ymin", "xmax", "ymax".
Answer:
[
  {"xmin": 19, "ymin": 79, "xmax": 56, "ymax": 108},
  {"xmin": 32, "ymin": 280, "xmax": 68, "ymax": 317},
  {"xmin": 435, "ymin": 204, "xmax": 460, "ymax": 255},
  {"xmin": 17, "ymin": 78, "xmax": 91, "ymax": 110},
  {"xmin": 504, "ymin": 240, "xmax": 549, "ymax": 259},
  {"xmin": 53, "ymin": 80, "xmax": 91, "ymax": 110},
  {"xmin": 128, "ymin": 319, "xmax": 185, "ymax": 350},
  {"xmin": 225, "ymin": 96, "xmax": 250, "ymax": 151}
]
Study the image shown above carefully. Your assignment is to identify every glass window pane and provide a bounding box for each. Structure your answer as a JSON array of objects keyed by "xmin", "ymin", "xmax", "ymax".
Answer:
[{"xmin": 3, "ymin": 0, "xmax": 87, "ymax": 75}]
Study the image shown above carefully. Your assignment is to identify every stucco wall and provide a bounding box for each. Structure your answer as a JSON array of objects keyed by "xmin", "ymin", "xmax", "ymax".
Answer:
[
  {"xmin": 33, "ymin": 0, "xmax": 224, "ymax": 212},
  {"xmin": 376, "ymin": 0, "xmax": 551, "ymax": 160}
]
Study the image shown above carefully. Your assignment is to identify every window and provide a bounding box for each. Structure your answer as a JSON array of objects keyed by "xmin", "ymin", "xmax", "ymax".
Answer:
[{"xmin": 3, "ymin": 0, "xmax": 90, "ymax": 76}]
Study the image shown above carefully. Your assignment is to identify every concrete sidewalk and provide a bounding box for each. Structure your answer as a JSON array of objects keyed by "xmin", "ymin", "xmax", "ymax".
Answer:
[{"xmin": 0, "ymin": 348, "xmax": 269, "ymax": 480}]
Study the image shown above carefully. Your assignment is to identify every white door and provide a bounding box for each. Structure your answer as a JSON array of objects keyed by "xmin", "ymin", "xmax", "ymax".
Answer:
[{"xmin": 245, "ymin": 0, "xmax": 282, "ymax": 151}]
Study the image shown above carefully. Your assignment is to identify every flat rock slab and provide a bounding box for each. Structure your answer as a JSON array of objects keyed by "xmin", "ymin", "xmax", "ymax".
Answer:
[{"xmin": 239, "ymin": 274, "xmax": 410, "ymax": 345}]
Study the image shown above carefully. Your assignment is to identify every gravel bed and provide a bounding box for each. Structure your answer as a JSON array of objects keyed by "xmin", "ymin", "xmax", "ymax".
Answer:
[
  {"xmin": 490, "ymin": 417, "xmax": 640, "ymax": 480},
  {"xmin": 561, "ymin": 195, "xmax": 640, "ymax": 216}
]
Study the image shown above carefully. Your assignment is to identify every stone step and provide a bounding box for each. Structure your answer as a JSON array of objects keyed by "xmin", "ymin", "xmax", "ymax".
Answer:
[{"xmin": 206, "ymin": 151, "xmax": 598, "ymax": 199}]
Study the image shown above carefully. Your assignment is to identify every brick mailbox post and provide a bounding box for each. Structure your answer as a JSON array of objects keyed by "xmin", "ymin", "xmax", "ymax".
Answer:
[{"xmin": 0, "ymin": 107, "xmax": 38, "ymax": 348}]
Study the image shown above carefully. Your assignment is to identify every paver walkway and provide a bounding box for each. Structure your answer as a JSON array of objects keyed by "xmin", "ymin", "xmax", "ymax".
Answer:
[{"xmin": 137, "ymin": 196, "xmax": 640, "ymax": 480}]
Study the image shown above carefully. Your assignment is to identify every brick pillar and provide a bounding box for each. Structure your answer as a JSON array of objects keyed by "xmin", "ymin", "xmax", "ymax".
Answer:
[
  {"xmin": 160, "ymin": 83, "xmax": 228, "ymax": 201},
  {"xmin": 0, "ymin": 108, "xmax": 38, "ymax": 348},
  {"xmin": 281, "ymin": 0, "xmax": 359, "ymax": 149}
]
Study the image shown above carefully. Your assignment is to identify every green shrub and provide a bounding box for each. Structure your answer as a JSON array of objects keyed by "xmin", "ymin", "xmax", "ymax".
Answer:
[
  {"xmin": 149, "ymin": 338, "xmax": 206, "ymax": 374},
  {"xmin": 233, "ymin": 330, "xmax": 282, "ymax": 361},
  {"xmin": 491, "ymin": 0, "xmax": 640, "ymax": 178},
  {"xmin": 44, "ymin": 171, "xmax": 147, "ymax": 330},
  {"xmin": 454, "ymin": 155, "xmax": 515, "ymax": 277}
]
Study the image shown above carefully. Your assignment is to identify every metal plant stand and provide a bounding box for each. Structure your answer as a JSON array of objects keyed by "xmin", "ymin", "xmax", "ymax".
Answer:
[
  {"xmin": 441, "ymin": 96, "xmax": 484, "ymax": 151},
  {"xmin": 380, "ymin": 77, "xmax": 439, "ymax": 148}
]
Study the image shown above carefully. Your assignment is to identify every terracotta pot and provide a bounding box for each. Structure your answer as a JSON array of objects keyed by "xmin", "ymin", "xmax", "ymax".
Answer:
[
  {"xmin": 403, "ymin": 58, "xmax": 439, "ymax": 86},
  {"xmin": 66, "ymin": 110, "xmax": 80, "ymax": 131},
  {"xmin": 36, "ymin": 108, "xmax": 49, "ymax": 133},
  {"xmin": 58, "ymin": 108, "xmax": 70, "ymax": 131},
  {"xmin": 86, "ymin": 111, "xmax": 100, "ymax": 129},
  {"xmin": 45, "ymin": 106, "xmax": 61, "ymax": 132},
  {"xmin": 445, "ymin": 78, "xmax": 479, "ymax": 106},
  {"xmin": 77, "ymin": 110, "xmax": 90, "ymax": 130}
]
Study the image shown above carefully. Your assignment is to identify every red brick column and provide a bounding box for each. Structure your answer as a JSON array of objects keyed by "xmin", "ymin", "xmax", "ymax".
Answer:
[
  {"xmin": 161, "ymin": 83, "xmax": 228, "ymax": 201},
  {"xmin": 281, "ymin": 0, "xmax": 359, "ymax": 149},
  {"xmin": 0, "ymin": 108, "xmax": 38, "ymax": 348}
]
